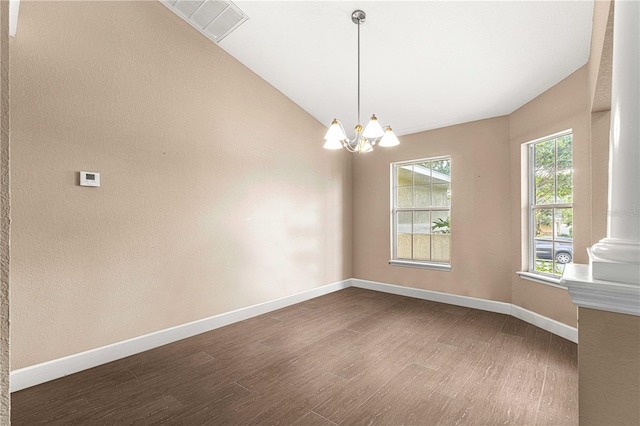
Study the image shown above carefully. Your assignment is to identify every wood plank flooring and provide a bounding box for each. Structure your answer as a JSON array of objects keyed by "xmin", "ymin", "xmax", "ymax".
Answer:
[{"xmin": 11, "ymin": 287, "xmax": 578, "ymax": 425}]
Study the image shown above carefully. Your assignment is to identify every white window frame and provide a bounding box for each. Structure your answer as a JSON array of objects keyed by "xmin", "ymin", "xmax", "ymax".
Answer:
[
  {"xmin": 389, "ymin": 156, "xmax": 452, "ymax": 271},
  {"xmin": 518, "ymin": 129, "xmax": 573, "ymax": 287}
]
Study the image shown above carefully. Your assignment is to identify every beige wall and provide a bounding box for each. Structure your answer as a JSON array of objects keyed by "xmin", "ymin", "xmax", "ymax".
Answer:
[
  {"xmin": 588, "ymin": 0, "xmax": 613, "ymax": 246},
  {"xmin": 8, "ymin": 0, "xmax": 619, "ymax": 380},
  {"xmin": 352, "ymin": 65, "xmax": 598, "ymax": 329},
  {"xmin": 352, "ymin": 117, "xmax": 513, "ymax": 303},
  {"xmin": 579, "ymin": 3, "xmax": 640, "ymax": 424},
  {"xmin": 578, "ymin": 308, "xmax": 640, "ymax": 425},
  {"xmin": 10, "ymin": 1, "xmax": 352, "ymax": 370},
  {"xmin": 508, "ymin": 66, "xmax": 591, "ymax": 327},
  {"xmin": 589, "ymin": 0, "xmax": 613, "ymax": 113},
  {"xmin": 1, "ymin": 0, "xmax": 10, "ymax": 420},
  {"xmin": 590, "ymin": 110, "xmax": 610, "ymax": 244}
]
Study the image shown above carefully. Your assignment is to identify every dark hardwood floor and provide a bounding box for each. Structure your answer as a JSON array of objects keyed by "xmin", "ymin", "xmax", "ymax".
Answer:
[{"xmin": 11, "ymin": 287, "xmax": 578, "ymax": 425}]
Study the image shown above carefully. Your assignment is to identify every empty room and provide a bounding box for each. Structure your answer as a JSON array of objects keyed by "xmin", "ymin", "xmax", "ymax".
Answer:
[{"xmin": 1, "ymin": 0, "xmax": 638, "ymax": 425}]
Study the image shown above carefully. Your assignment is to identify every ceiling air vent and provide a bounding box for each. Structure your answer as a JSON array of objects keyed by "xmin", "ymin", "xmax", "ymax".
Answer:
[{"xmin": 161, "ymin": 0, "xmax": 249, "ymax": 43}]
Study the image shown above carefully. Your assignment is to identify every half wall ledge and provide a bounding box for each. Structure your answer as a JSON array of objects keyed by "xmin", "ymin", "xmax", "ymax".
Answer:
[{"xmin": 561, "ymin": 263, "xmax": 640, "ymax": 316}]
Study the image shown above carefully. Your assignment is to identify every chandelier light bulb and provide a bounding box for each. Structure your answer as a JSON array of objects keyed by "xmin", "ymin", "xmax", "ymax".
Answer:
[
  {"xmin": 363, "ymin": 115, "xmax": 385, "ymax": 139},
  {"xmin": 357, "ymin": 137, "xmax": 374, "ymax": 153},
  {"xmin": 323, "ymin": 138, "xmax": 344, "ymax": 150},
  {"xmin": 324, "ymin": 119, "xmax": 347, "ymax": 141},
  {"xmin": 378, "ymin": 127, "xmax": 400, "ymax": 147}
]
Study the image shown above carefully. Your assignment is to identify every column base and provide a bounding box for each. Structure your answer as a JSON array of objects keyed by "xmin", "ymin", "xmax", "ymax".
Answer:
[{"xmin": 590, "ymin": 239, "xmax": 640, "ymax": 285}]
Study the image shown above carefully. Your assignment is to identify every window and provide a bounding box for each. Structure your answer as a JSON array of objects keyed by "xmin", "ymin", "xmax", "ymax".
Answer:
[
  {"xmin": 390, "ymin": 157, "xmax": 451, "ymax": 271},
  {"xmin": 528, "ymin": 131, "xmax": 573, "ymax": 277}
]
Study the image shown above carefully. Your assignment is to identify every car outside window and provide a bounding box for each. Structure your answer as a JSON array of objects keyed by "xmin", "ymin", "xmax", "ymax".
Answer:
[{"xmin": 528, "ymin": 131, "xmax": 573, "ymax": 277}]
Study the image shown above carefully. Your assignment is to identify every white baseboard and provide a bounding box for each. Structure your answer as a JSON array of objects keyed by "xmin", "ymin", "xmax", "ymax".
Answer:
[
  {"xmin": 12, "ymin": 277, "xmax": 578, "ymax": 392},
  {"xmin": 10, "ymin": 279, "xmax": 351, "ymax": 393},
  {"xmin": 352, "ymin": 279, "xmax": 512, "ymax": 315},
  {"xmin": 511, "ymin": 304, "xmax": 578, "ymax": 343},
  {"xmin": 352, "ymin": 278, "xmax": 578, "ymax": 343}
]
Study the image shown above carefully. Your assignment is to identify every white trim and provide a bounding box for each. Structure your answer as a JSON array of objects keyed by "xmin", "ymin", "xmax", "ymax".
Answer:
[
  {"xmin": 352, "ymin": 279, "xmax": 511, "ymax": 315},
  {"xmin": 9, "ymin": 0, "xmax": 20, "ymax": 37},
  {"xmin": 517, "ymin": 271, "xmax": 568, "ymax": 290},
  {"xmin": 525, "ymin": 130, "xmax": 574, "ymax": 278},
  {"xmin": 389, "ymin": 260, "xmax": 451, "ymax": 272},
  {"xmin": 10, "ymin": 279, "xmax": 351, "ymax": 393},
  {"xmin": 393, "ymin": 155, "xmax": 452, "ymax": 166},
  {"xmin": 523, "ymin": 128, "xmax": 573, "ymax": 147},
  {"xmin": 561, "ymin": 263, "xmax": 640, "ymax": 316},
  {"xmin": 352, "ymin": 278, "xmax": 577, "ymax": 342},
  {"xmin": 391, "ymin": 156, "xmax": 452, "ymax": 266},
  {"xmin": 12, "ymin": 277, "xmax": 579, "ymax": 392},
  {"xmin": 510, "ymin": 305, "xmax": 578, "ymax": 343}
]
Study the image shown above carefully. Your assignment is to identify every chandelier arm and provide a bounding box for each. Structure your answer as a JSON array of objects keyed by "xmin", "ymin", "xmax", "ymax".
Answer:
[
  {"xmin": 337, "ymin": 120, "xmax": 351, "ymax": 143},
  {"xmin": 344, "ymin": 125, "xmax": 359, "ymax": 153},
  {"xmin": 343, "ymin": 143, "xmax": 358, "ymax": 153},
  {"xmin": 343, "ymin": 132, "xmax": 359, "ymax": 152}
]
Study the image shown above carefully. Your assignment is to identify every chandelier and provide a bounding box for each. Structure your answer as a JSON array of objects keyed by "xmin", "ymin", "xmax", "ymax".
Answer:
[{"xmin": 323, "ymin": 10, "xmax": 400, "ymax": 153}]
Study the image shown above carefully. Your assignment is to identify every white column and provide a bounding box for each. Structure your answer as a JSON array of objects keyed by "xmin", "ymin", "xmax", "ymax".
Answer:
[{"xmin": 590, "ymin": 0, "xmax": 640, "ymax": 285}]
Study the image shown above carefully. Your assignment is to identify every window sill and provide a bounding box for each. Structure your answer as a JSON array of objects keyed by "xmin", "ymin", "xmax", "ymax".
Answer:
[
  {"xmin": 389, "ymin": 260, "xmax": 451, "ymax": 272},
  {"xmin": 517, "ymin": 271, "xmax": 567, "ymax": 290}
]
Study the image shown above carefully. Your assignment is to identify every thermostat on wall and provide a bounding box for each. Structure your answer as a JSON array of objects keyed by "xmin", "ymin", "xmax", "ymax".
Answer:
[{"xmin": 80, "ymin": 171, "xmax": 100, "ymax": 187}]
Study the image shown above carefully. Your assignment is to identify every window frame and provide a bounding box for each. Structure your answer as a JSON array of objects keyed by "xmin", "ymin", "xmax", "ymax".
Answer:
[
  {"xmin": 389, "ymin": 156, "xmax": 452, "ymax": 271},
  {"xmin": 525, "ymin": 129, "xmax": 573, "ymax": 281}
]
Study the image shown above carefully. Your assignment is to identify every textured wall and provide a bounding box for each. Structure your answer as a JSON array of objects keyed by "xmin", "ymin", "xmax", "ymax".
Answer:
[
  {"xmin": 509, "ymin": 66, "xmax": 591, "ymax": 327},
  {"xmin": 588, "ymin": 0, "xmax": 613, "ymax": 247},
  {"xmin": 353, "ymin": 50, "xmax": 606, "ymax": 330},
  {"xmin": 353, "ymin": 63, "xmax": 598, "ymax": 329},
  {"xmin": 6, "ymin": 0, "xmax": 619, "ymax": 390},
  {"xmin": 0, "ymin": 0, "xmax": 10, "ymax": 420},
  {"xmin": 578, "ymin": 308, "xmax": 640, "ymax": 425},
  {"xmin": 589, "ymin": 0, "xmax": 613, "ymax": 113},
  {"xmin": 590, "ymin": 111, "xmax": 610, "ymax": 245},
  {"xmin": 352, "ymin": 116, "xmax": 513, "ymax": 303},
  {"xmin": 10, "ymin": 1, "xmax": 351, "ymax": 370},
  {"xmin": 578, "ymin": 3, "xmax": 640, "ymax": 424}
]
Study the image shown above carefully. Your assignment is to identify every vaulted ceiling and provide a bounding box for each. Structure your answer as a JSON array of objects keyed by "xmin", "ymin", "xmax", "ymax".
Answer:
[
  {"xmin": 11, "ymin": 1, "xmax": 595, "ymax": 135},
  {"xmin": 209, "ymin": 1, "xmax": 594, "ymax": 136}
]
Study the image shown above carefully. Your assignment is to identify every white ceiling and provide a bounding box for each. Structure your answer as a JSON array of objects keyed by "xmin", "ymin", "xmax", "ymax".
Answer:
[{"xmin": 216, "ymin": 1, "xmax": 594, "ymax": 136}]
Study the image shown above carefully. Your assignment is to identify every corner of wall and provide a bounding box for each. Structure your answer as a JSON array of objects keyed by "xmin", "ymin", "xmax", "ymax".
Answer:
[
  {"xmin": 0, "ymin": 0, "xmax": 11, "ymax": 421},
  {"xmin": 589, "ymin": 0, "xmax": 614, "ymax": 113}
]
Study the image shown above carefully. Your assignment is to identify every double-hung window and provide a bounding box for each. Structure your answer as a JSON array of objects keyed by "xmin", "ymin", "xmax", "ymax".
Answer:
[
  {"xmin": 528, "ymin": 131, "xmax": 573, "ymax": 277},
  {"xmin": 390, "ymin": 157, "xmax": 451, "ymax": 271}
]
